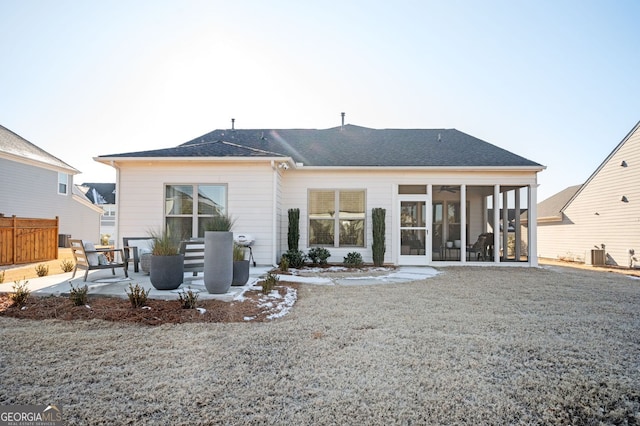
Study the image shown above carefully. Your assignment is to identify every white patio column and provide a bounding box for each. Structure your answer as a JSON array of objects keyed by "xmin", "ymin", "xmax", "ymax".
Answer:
[
  {"xmin": 460, "ymin": 184, "xmax": 466, "ymax": 263},
  {"xmin": 515, "ymin": 189, "xmax": 521, "ymax": 261},
  {"xmin": 528, "ymin": 184, "xmax": 539, "ymax": 267},
  {"xmin": 493, "ymin": 185, "xmax": 500, "ymax": 263},
  {"xmin": 502, "ymin": 190, "xmax": 509, "ymax": 261}
]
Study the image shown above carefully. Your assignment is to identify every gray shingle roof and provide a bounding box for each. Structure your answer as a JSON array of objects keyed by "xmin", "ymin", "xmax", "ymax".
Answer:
[
  {"xmin": 0, "ymin": 124, "xmax": 79, "ymax": 172},
  {"xmin": 99, "ymin": 124, "xmax": 543, "ymax": 168},
  {"xmin": 537, "ymin": 184, "xmax": 582, "ymax": 219}
]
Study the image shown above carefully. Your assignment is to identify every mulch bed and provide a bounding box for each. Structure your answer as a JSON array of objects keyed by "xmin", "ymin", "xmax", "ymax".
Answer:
[{"xmin": 0, "ymin": 283, "xmax": 298, "ymax": 326}]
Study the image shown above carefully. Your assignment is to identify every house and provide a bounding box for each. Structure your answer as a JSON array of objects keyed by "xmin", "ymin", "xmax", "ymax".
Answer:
[
  {"xmin": 532, "ymin": 120, "xmax": 640, "ymax": 268},
  {"xmin": 95, "ymin": 119, "xmax": 545, "ymax": 266},
  {"xmin": 78, "ymin": 182, "xmax": 117, "ymax": 243},
  {"xmin": 0, "ymin": 124, "xmax": 102, "ymax": 245}
]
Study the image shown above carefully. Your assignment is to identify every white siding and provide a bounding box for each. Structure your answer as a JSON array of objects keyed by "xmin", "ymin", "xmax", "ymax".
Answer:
[
  {"xmin": 537, "ymin": 124, "xmax": 640, "ymax": 267},
  {"xmin": 281, "ymin": 168, "xmax": 538, "ymax": 264},
  {"xmin": 115, "ymin": 160, "xmax": 539, "ymax": 266},
  {"xmin": 116, "ymin": 161, "xmax": 278, "ymax": 265},
  {"xmin": 0, "ymin": 158, "xmax": 101, "ymax": 243}
]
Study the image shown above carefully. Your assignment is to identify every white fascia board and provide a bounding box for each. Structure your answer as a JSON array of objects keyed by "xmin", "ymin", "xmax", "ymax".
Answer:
[{"xmin": 1, "ymin": 151, "xmax": 80, "ymax": 174}]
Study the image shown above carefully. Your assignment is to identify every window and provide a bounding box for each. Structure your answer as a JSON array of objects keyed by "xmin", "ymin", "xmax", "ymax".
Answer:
[
  {"xmin": 57, "ymin": 173, "xmax": 68, "ymax": 195},
  {"xmin": 165, "ymin": 184, "xmax": 227, "ymax": 242},
  {"xmin": 309, "ymin": 190, "xmax": 365, "ymax": 247}
]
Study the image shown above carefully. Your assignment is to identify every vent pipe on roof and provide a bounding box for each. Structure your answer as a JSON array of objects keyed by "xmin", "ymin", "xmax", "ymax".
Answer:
[
  {"xmin": 231, "ymin": 118, "xmax": 235, "ymax": 130},
  {"xmin": 341, "ymin": 112, "xmax": 345, "ymax": 130}
]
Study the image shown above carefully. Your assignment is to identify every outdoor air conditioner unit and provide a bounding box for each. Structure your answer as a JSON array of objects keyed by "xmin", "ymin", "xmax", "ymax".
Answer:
[{"xmin": 591, "ymin": 249, "xmax": 605, "ymax": 266}]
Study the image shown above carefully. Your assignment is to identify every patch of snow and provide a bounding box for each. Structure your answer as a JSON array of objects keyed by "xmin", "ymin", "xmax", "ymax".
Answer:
[
  {"xmin": 85, "ymin": 304, "xmax": 91, "ymax": 309},
  {"xmin": 196, "ymin": 307, "xmax": 206, "ymax": 314},
  {"xmin": 267, "ymin": 287, "xmax": 297, "ymax": 320},
  {"xmin": 142, "ymin": 306, "xmax": 151, "ymax": 310},
  {"xmin": 275, "ymin": 274, "xmax": 333, "ymax": 285}
]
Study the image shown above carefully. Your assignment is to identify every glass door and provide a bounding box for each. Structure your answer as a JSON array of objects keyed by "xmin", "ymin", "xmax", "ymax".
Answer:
[{"xmin": 399, "ymin": 197, "xmax": 430, "ymax": 265}]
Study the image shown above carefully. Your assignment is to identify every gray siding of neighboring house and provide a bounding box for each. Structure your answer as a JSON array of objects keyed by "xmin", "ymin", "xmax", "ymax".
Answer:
[
  {"xmin": 537, "ymin": 123, "xmax": 640, "ymax": 267},
  {"xmin": 0, "ymin": 157, "xmax": 101, "ymax": 243}
]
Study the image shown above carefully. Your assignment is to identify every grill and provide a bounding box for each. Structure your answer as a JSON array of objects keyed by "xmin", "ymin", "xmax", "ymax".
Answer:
[{"xmin": 234, "ymin": 233, "xmax": 256, "ymax": 266}]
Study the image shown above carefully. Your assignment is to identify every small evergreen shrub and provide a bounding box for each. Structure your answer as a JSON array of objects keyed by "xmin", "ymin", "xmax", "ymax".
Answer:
[
  {"xmin": 288, "ymin": 208, "xmax": 300, "ymax": 251},
  {"xmin": 178, "ymin": 287, "xmax": 199, "ymax": 309},
  {"xmin": 343, "ymin": 252, "xmax": 364, "ymax": 268},
  {"xmin": 261, "ymin": 271, "xmax": 279, "ymax": 294},
  {"xmin": 284, "ymin": 249, "xmax": 307, "ymax": 269},
  {"xmin": 69, "ymin": 283, "xmax": 88, "ymax": 306},
  {"xmin": 10, "ymin": 280, "xmax": 30, "ymax": 308},
  {"xmin": 126, "ymin": 283, "xmax": 150, "ymax": 308},
  {"xmin": 308, "ymin": 247, "xmax": 331, "ymax": 265},
  {"xmin": 279, "ymin": 255, "xmax": 289, "ymax": 272},
  {"xmin": 60, "ymin": 259, "xmax": 75, "ymax": 273},
  {"xmin": 35, "ymin": 264, "xmax": 49, "ymax": 277},
  {"xmin": 372, "ymin": 207, "xmax": 386, "ymax": 267}
]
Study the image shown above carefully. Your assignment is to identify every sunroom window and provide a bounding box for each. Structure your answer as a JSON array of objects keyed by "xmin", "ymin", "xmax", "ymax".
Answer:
[
  {"xmin": 165, "ymin": 184, "xmax": 227, "ymax": 242},
  {"xmin": 309, "ymin": 190, "xmax": 365, "ymax": 247}
]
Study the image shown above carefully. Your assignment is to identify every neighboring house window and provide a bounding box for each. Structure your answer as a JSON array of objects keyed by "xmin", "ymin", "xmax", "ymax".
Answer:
[
  {"xmin": 57, "ymin": 173, "xmax": 68, "ymax": 195},
  {"xmin": 309, "ymin": 190, "xmax": 365, "ymax": 247},
  {"xmin": 101, "ymin": 205, "xmax": 116, "ymax": 227},
  {"xmin": 165, "ymin": 184, "xmax": 227, "ymax": 240}
]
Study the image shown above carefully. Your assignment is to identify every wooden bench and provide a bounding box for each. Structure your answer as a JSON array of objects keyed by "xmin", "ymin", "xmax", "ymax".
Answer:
[
  {"xmin": 69, "ymin": 239, "xmax": 128, "ymax": 282},
  {"xmin": 180, "ymin": 239, "xmax": 205, "ymax": 276}
]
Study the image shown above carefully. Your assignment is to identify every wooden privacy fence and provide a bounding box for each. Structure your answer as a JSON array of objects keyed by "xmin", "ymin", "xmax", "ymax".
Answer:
[{"xmin": 0, "ymin": 216, "xmax": 59, "ymax": 266}]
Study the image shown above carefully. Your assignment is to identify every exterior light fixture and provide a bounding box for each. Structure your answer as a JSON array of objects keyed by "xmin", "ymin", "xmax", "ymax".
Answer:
[
  {"xmin": 621, "ymin": 160, "xmax": 628, "ymax": 167},
  {"xmin": 621, "ymin": 196, "xmax": 629, "ymax": 203}
]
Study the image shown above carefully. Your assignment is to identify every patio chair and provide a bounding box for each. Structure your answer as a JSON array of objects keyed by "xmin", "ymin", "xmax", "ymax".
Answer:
[
  {"xmin": 180, "ymin": 239, "xmax": 205, "ymax": 276},
  {"xmin": 123, "ymin": 237, "xmax": 154, "ymax": 273},
  {"xmin": 69, "ymin": 239, "xmax": 128, "ymax": 282},
  {"xmin": 467, "ymin": 234, "xmax": 487, "ymax": 261}
]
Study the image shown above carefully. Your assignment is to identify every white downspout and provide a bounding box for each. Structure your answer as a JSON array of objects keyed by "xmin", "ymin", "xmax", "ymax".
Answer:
[
  {"xmin": 528, "ymin": 184, "xmax": 539, "ymax": 267},
  {"xmin": 271, "ymin": 161, "xmax": 278, "ymax": 266}
]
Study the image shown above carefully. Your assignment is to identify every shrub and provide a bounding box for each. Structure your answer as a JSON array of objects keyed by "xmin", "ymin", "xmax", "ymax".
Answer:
[
  {"xmin": 284, "ymin": 249, "xmax": 307, "ymax": 269},
  {"xmin": 126, "ymin": 283, "xmax": 150, "ymax": 308},
  {"xmin": 233, "ymin": 244, "xmax": 246, "ymax": 261},
  {"xmin": 372, "ymin": 208, "xmax": 386, "ymax": 267},
  {"xmin": 344, "ymin": 252, "xmax": 363, "ymax": 268},
  {"xmin": 308, "ymin": 247, "xmax": 331, "ymax": 265},
  {"xmin": 149, "ymin": 229, "xmax": 179, "ymax": 256},
  {"xmin": 10, "ymin": 280, "xmax": 30, "ymax": 308},
  {"xmin": 288, "ymin": 208, "xmax": 300, "ymax": 251},
  {"xmin": 35, "ymin": 264, "xmax": 49, "ymax": 277},
  {"xmin": 60, "ymin": 259, "xmax": 74, "ymax": 273},
  {"xmin": 261, "ymin": 271, "xmax": 279, "ymax": 294},
  {"xmin": 279, "ymin": 255, "xmax": 289, "ymax": 272},
  {"xmin": 69, "ymin": 283, "xmax": 88, "ymax": 306},
  {"xmin": 178, "ymin": 287, "xmax": 199, "ymax": 309},
  {"xmin": 205, "ymin": 214, "xmax": 236, "ymax": 231}
]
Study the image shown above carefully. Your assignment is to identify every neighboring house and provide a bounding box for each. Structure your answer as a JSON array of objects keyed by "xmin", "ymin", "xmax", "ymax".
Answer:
[
  {"xmin": 532, "ymin": 120, "xmax": 640, "ymax": 268},
  {"xmin": 95, "ymin": 121, "xmax": 545, "ymax": 266},
  {"xmin": 0, "ymin": 124, "xmax": 102, "ymax": 245},
  {"xmin": 78, "ymin": 182, "xmax": 116, "ymax": 242}
]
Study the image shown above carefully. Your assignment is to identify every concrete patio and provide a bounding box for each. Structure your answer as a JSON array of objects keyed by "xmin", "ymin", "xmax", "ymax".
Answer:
[{"xmin": 0, "ymin": 264, "xmax": 272, "ymax": 302}]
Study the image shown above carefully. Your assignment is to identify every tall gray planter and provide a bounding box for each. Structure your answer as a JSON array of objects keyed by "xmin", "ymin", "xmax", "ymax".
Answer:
[
  {"xmin": 150, "ymin": 254, "xmax": 184, "ymax": 290},
  {"xmin": 204, "ymin": 231, "xmax": 233, "ymax": 294}
]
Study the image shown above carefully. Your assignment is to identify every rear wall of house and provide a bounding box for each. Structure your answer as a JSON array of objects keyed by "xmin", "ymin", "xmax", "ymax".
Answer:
[
  {"xmin": 115, "ymin": 161, "xmax": 277, "ymax": 265},
  {"xmin": 280, "ymin": 168, "xmax": 537, "ymax": 264}
]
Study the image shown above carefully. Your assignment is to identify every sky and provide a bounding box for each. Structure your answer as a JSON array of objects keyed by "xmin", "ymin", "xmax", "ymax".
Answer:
[{"xmin": 1, "ymin": 0, "xmax": 639, "ymax": 202}]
